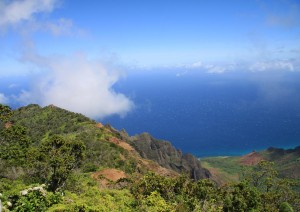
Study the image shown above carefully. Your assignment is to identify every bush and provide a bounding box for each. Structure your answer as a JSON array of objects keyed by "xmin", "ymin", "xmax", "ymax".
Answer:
[
  {"xmin": 6, "ymin": 185, "xmax": 61, "ymax": 211},
  {"xmin": 139, "ymin": 191, "xmax": 175, "ymax": 212},
  {"xmin": 279, "ymin": 202, "xmax": 294, "ymax": 212}
]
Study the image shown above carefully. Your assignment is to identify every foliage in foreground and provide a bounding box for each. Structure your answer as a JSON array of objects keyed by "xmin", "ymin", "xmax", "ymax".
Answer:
[
  {"xmin": 2, "ymin": 170, "xmax": 298, "ymax": 211},
  {"xmin": 1, "ymin": 104, "xmax": 299, "ymax": 211},
  {"xmin": 131, "ymin": 168, "xmax": 299, "ymax": 212}
]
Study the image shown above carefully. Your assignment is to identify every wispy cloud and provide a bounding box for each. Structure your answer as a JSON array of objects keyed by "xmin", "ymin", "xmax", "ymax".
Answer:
[
  {"xmin": 44, "ymin": 18, "xmax": 73, "ymax": 36},
  {"xmin": 249, "ymin": 60, "xmax": 295, "ymax": 72},
  {"xmin": 0, "ymin": 0, "xmax": 85, "ymax": 37},
  {"xmin": 0, "ymin": 0, "xmax": 58, "ymax": 28},
  {"xmin": 177, "ymin": 61, "xmax": 236, "ymax": 75},
  {"xmin": 176, "ymin": 58, "xmax": 299, "ymax": 76},
  {"xmin": 20, "ymin": 17, "xmax": 88, "ymax": 37},
  {"xmin": 205, "ymin": 64, "xmax": 234, "ymax": 74},
  {"xmin": 0, "ymin": 93, "xmax": 9, "ymax": 104},
  {"xmin": 266, "ymin": 2, "xmax": 300, "ymax": 28},
  {"xmin": 185, "ymin": 61, "xmax": 204, "ymax": 69}
]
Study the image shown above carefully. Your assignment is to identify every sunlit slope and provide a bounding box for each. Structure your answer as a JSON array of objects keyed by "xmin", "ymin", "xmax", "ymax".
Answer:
[{"xmin": 201, "ymin": 146, "xmax": 300, "ymax": 185}]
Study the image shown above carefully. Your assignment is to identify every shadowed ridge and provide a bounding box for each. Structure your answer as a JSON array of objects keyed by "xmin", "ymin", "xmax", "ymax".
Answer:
[{"xmin": 129, "ymin": 132, "xmax": 211, "ymax": 180}]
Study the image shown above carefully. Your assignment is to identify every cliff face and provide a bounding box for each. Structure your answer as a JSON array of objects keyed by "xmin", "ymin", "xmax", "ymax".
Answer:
[{"xmin": 128, "ymin": 133, "xmax": 211, "ymax": 180}]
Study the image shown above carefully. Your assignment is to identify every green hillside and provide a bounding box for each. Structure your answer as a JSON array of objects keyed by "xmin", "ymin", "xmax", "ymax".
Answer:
[
  {"xmin": 9, "ymin": 104, "xmax": 138, "ymax": 174},
  {"xmin": 1, "ymin": 104, "xmax": 299, "ymax": 211},
  {"xmin": 201, "ymin": 147, "xmax": 300, "ymax": 185},
  {"xmin": 261, "ymin": 147, "xmax": 300, "ymax": 178}
]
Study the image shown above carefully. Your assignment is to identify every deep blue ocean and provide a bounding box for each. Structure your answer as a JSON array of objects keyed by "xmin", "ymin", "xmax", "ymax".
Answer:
[
  {"xmin": 2, "ymin": 70, "xmax": 300, "ymax": 157},
  {"xmin": 103, "ymin": 70, "xmax": 300, "ymax": 157}
]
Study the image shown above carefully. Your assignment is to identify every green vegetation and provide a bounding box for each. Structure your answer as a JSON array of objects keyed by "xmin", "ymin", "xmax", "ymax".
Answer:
[
  {"xmin": 201, "ymin": 156, "xmax": 241, "ymax": 183},
  {"xmin": 1, "ymin": 104, "xmax": 299, "ymax": 211},
  {"xmin": 202, "ymin": 147, "xmax": 300, "ymax": 184},
  {"xmin": 130, "ymin": 163, "xmax": 300, "ymax": 211},
  {"xmin": 32, "ymin": 135, "xmax": 85, "ymax": 192}
]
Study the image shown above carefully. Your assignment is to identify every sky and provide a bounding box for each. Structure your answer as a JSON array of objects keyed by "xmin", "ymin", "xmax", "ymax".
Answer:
[{"xmin": 0, "ymin": 0, "xmax": 300, "ymax": 118}]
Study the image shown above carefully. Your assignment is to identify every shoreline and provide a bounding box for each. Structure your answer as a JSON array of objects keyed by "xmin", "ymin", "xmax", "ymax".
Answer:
[{"xmin": 196, "ymin": 144, "xmax": 300, "ymax": 159}]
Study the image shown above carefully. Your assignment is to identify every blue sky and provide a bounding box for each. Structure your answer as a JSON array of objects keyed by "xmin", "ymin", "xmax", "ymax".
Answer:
[
  {"xmin": 55, "ymin": 0, "xmax": 299, "ymax": 64},
  {"xmin": 0, "ymin": 0, "xmax": 300, "ymax": 118},
  {"xmin": 1, "ymin": 0, "xmax": 300, "ymax": 69}
]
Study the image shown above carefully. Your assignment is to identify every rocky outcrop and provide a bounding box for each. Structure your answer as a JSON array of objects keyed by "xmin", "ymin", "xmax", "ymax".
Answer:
[{"xmin": 128, "ymin": 133, "xmax": 211, "ymax": 180}]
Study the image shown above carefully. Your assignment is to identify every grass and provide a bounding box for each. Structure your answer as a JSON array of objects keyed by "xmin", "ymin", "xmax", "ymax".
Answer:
[{"xmin": 201, "ymin": 156, "xmax": 243, "ymax": 184}]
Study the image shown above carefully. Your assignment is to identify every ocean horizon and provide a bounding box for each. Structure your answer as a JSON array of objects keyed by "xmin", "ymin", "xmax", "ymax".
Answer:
[
  {"xmin": 103, "ymin": 70, "xmax": 300, "ymax": 157},
  {"xmin": 2, "ymin": 70, "xmax": 300, "ymax": 158}
]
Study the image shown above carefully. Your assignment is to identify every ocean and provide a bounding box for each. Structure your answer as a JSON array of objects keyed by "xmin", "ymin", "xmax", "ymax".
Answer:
[
  {"xmin": 103, "ymin": 70, "xmax": 300, "ymax": 157},
  {"xmin": 2, "ymin": 70, "xmax": 300, "ymax": 157}
]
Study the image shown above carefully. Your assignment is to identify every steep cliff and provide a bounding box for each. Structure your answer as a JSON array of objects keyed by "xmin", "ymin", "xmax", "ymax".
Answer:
[{"xmin": 128, "ymin": 132, "xmax": 211, "ymax": 180}]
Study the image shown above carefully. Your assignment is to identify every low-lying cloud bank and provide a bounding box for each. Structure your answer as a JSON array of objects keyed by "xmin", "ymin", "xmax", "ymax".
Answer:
[
  {"xmin": 174, "ymin": 59, "xmax": 299, "ymax": 76},
  {"xmin": 16, "ymin": 53, "xmax": 134, "ymax": 119}
]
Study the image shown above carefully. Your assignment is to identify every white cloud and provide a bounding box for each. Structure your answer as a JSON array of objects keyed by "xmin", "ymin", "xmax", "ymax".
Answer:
[
  {"xmin": 1, "ymin": 0, "xmax": 132, "ymax": 119},
  {"xmin": 16, "ymin": 53, "xmax": 134, "ymax": 119},
  {"xmin": 249, "ymin": 60, "xmax": 294, "ymax": 72},
  {"xmin": 188, "ymin": 61, "xmax": 203, "ymax": 69},
  {"xmin": 44, "ymin": 18, "xmax": 73, "ymax": 36},
  {"xmin": 0, "ymin": 0, "xmax": 85, "ymax": 37},
  {"xmin": 0, "ymin": 0, "xmax": 58, "ymax": 28},
  {"xmin": 181, "ymin": 61, "xmax": 236, "ymax": 74},
  {"xmin": 0, "ymin": 93, "xmax": 9, "ymax": 104},
  {"xmin": 22, "ymin": 17, "xmax": 87, "ymax": 37},
  {"xmin": 180, "ymin": 58, "xmax": 299, "ymax": 75},
  {"xmin": 205, "ymin": 64, "xmax": 227, "ymax": 74}
]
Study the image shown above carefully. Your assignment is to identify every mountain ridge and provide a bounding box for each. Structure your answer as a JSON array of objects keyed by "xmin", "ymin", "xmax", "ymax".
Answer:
[{"xmin": 10, "ymin": 104, "xmax": 211, "ymax": 180}]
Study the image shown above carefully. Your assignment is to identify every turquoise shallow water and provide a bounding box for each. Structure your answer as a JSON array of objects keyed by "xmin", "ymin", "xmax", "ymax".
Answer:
[{"xmin": 103, "ymin": 71, "xmax": 300, "ymax": 157}]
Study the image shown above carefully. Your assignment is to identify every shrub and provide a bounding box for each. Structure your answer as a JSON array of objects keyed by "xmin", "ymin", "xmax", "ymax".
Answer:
[{"xmin": 7, "ymin": 185, "xmax": 61, "ymax": 211}]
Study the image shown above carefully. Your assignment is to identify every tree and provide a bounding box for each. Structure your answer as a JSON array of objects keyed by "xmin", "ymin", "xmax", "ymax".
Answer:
[
  {"xmin": 242, "ymin": 160, "xmax": 299, "ymax": 211},
  {"xmin": 0, "ymin": 104, "xmax": 34, "ymax": 180},
  {"xmin": 38, "ymin": 135, "xmax": 86, "ymax": 192},
  {"xmin": 0, "ymin": 104, "xmax": 12, "ymax": 124},
  {"xmin": 223, "ymin": 181, "xmax": 261, "ymax": 211},
  {"xmin": 0, "ymin": 125, "xmax": 32, "ymax": 167},
  {"xmin": 242, "ymin": 160, "xmax": 278, "ymax": 191},
  {"xmin": 279, "ymin": 202, "xmax": 294, "ymax": 212},
  {"xmin": 0, "ymin": 105, "xmax": 32, "ymax": 179}
]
